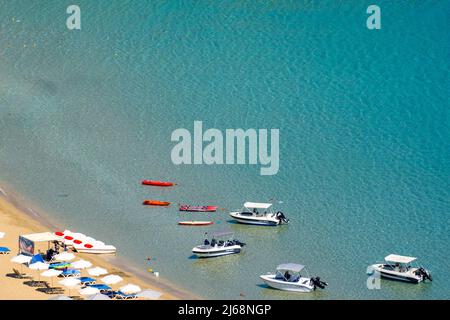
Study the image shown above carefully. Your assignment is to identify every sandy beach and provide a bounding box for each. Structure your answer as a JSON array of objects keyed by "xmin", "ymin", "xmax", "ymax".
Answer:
[{"xmin": 0, "ymin": 185, "xmax": 196, "ymax": 300}]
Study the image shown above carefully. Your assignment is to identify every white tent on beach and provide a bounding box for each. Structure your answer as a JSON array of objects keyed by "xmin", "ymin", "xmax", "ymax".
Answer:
[{"xmin": 19, "ymin": 232, "xmax": 60, "ymax": 256}]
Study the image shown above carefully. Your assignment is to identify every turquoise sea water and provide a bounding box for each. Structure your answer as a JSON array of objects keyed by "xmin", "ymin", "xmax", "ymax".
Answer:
[{"xmin": 0, "ymin": 1, "xmax": 449, "ymax": 299}]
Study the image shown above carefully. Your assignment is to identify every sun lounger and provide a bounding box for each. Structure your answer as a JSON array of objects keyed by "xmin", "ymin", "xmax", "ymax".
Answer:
[
  {"xmin": 0, "ymin": 247, "xmax": 11, "ymax": 254},
  {"xmin": 112, "ymin": 291, "xmax": 138, "ymax": 300},
  {"xmin": 13, "ymin": 268, "xmax": 31, "ymax": 279},
  {"xmin": 79, "ymin": 277, "xmax": 96, "ymax": 285},
  {"xmin": 59, "ymin": 269, "xmax": 81, "ymax": 277},
  {"xmin": 87, "ymin": 284, "xmax": 112, "ymax": 293},
  {"xmin": 43, "ymin": 282, "xmax": 64, "ymax": 294}
]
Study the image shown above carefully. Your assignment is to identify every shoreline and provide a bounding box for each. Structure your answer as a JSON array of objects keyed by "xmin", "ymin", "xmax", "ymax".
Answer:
[{"xmin": 0, "ymin": 182, "xmax": 199, "ymax": 300}]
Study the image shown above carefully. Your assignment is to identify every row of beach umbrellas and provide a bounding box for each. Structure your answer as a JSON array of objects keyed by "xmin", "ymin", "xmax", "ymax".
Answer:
[{"xmin": 9, "ymin": 253, "xmax": 160, "ymax": 299}]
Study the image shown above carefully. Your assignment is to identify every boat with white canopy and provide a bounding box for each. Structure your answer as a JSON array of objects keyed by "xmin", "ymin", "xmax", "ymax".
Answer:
[
  {"xmin": 229, "ymin": 202, "xmax": 289, "ymax": 226},
  {"xmin": 260, "ymin": 263, "xmax": 327, "ymax": 292},
  {"xmin": 368, "ymin": 254, "xmax": 432, "ymax": 283},
  {"xmin": 192, "ymin": 231, "xmax": 245, "ymax": 258}
]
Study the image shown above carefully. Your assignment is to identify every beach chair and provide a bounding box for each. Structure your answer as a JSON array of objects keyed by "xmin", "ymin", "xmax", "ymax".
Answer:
[
  {"xmin": 87, "ymin": 284, "xmax": 112, "ymax": 294},
  {"xmin": 12, "ymin": 268, "xmax": 31, "ymax": 279},
  {"xmin": 112, "ymin": 291, "xmax": 138, "ymax": 300},
  {"xmin": 0, "ymin": 247, "xmax": 11, "ymax": 254},
  {"xmin": 43, "ymin": 282, "xmax": 64, "ymax": 294},
  {"xmin": 79, "ymin": 277, "xmax": 96, "ymax": 285},
  {"xmin": 60, "ymin": 269, "xmax": 81, "ymax": 278}
]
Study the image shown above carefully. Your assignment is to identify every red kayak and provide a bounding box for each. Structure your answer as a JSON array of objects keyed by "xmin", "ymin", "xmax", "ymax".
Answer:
[
  {"xmin": 179, "ymin": 205, "xmax": 218, "ymax": 212},
  {"xmin": 143, "ymin": 200, "xmax": 171, "ymax": 206},
  {"xmin": 178, "ymin": 221, "xmax": 214, "ymax": 226},
  {"xmin": 142, "ymin": 180, "xmax": 174, "ymax": 187}
]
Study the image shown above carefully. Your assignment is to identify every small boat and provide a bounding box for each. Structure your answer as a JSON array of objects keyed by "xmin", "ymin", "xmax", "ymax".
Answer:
[
  {"xmin": 141, "ymin": 180, "xmax": 174, "ymax": 187},
  {"xmin": 74, "ymin": 244, "xmax": 117, "ymax": 254},
  {"xmin": 179, "ymin": 205, "xmax": 218, "ymax": 212},
  {"xmin": 229, "ymin": 202, "xmax": 289, "ymax": 226},
  {"xmin": 192, "ymin": 231, "xmax": 245, "ymax": 258},
  {"xmin": 260, "ymin": 263, "xmax": 327, "ymax": 293},
  {"xmin": 368, "ymin": 254, "xmax": 432, "ymax": 283},
  {"xmin": 178, "ymin": 221, "xmax": 214, "ymax": 226},
  {"xmin": 143, "ymin": 200, "xmax": 171, "ymax": 206}
]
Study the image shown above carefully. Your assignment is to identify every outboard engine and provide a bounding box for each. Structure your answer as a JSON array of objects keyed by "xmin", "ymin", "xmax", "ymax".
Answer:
[
  {"xmin": 233, "ymin": 240, "xmax": 246, "ymax": 247},
  {"xmin": 310, "ymin": 277, "xmax": 328, "ymax": 290},
  {"xmin": 415, "ymin": 267, "xmax": 432, "ymax": 281},
  {"xmin": 276, "ymin": 211, "xmax": 289, "ymax": 224}
]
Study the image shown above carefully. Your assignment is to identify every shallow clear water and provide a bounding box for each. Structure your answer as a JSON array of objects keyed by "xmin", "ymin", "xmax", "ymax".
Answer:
[{"xmin": 0, "ymin": 0, "xmax": 449, "ymax": 299}]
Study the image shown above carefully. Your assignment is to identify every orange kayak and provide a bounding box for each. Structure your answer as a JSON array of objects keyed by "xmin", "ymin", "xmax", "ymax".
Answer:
[
  {"xmin": 143, "ymin": 200, "xmax": 171, "ymax": 206},
  {"xmin": 178, "ymin": 221, "xmax": 214, "ymax": 226},
  {"xmin": 142, "ymin": 180, "xmax": 174, "ymax": 187}
]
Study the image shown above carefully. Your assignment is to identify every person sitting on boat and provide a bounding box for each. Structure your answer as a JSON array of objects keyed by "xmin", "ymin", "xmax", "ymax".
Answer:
[
  {"xmin": 210, "ymin": 238, "xmax": 217, "ymax": 247},
  {"xmin": 284, "ymin": 271, "xmax": 291, "ymax": 281},
  {"xmin": 204, "ymin": 238, "xmax": 210, "ymax": 246}
]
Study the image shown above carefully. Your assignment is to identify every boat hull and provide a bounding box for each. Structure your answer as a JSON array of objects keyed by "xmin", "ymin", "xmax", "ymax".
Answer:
[
  {"xmin": 179, "ymin": 205, "xmax": 218, "ymax": 212},
  {"xmin": 178, "ymin": 221, "xmax": 214, "ymax": 226},
  {"xmin": 192, "ymin": 245, "xmax": 242, "ymax": 258},
  {"xmin": 260, "ymin": 275, "xmax": 314, "ymax": 292},
  {"xmin": 229, "ymin": 212, "xmax": 279, "ymax": 226},
  {"xmin": 143, "ymin": 200, "xmax": 171, "ymax": 206},
  {"xmin": 370, "ymin": 264, "xmax": 422, "ymax": 283},
  {"xmin": 74, "ymin": 247, "xmax": 117, "ymax": 254},
  {"xmin": 142, "ymin": 180, "xmax": 174, "ymax": 187}
]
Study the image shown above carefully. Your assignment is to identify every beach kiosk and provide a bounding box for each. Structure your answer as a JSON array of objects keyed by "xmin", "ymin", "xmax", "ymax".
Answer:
[{"xmin": 19, "ymin": 232, "xmax": 61, "ymax": 256}]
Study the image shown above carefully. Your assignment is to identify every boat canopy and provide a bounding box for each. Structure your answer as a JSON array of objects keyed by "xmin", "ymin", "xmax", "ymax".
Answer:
[
  {"xmin": 211, "ymin": 231, "xmax": 234, "ymax": 238},
  {"xmin": 384, "ymin": 254, "xmax": 417, "ymax": 264},
  {"xmin": 21, "ymin": 232, "xmax": 60, "ymax": 243},
  {"xmin": 243, "ymin": 202, "xmax": 272, "ymax": 209},
  {"xmin": 276, "ymin": 263, "xmax": 305, "ymax": 273}
]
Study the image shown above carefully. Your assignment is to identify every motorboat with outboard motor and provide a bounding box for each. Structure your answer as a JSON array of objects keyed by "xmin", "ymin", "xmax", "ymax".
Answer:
[
  {"xmin": 260, "ymin": 263, "xmax": 327, "ymax": 292},
  {"xmin": 229, "ymin": 202, "xmax": 289, "ymax": 226},
  {"xmin": 368, "ymin": 254, "xmax": 432, "ymax": 283},
  {"xmin": 192, "ymin": 231, "xmax": 245, "ymax": 258}
]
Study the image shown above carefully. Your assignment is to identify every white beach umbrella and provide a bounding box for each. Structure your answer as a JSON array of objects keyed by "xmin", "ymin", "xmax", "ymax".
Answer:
[
  {"xmin": 48, "ymin": 295, "xmax": 73, "ymax": 300},
  {"xmin": 136, "ymin": 289, "xmax": 163, "ymax": 300},
  {"xmin": 11, "ymin": 254, "xmax": 32, "ymax": 264},
  {"xmin": 29, "ymin": 262, "xmax": 49, "ymax": 270},
  {"xmin": 41, "ymin": 269, "xmax": 63, "ymax": 287},
  {"xmin": 0, "ymin": 232, "xmax": 5, "ymax": 239},
  {"xmin": 87, "ymin": 267, "xmax": 108, "ymax": 277},
  {"xmin": 10, "ymin": 254, "xmax": 32, "ymax": 273},
  {"xmin": 71, "ymin": 259, "xmax": 92, "ymax": 269},
  {"xmin": 54, "ymin": 252, "xmax": 75, "ymax": 262},
  {"xmin": 79, "ymin": 286, "xmax": 100, "ymax": 296},
  {"xmin": 29, "ymin": 262, "xmax": 49, "ymax": 283},
  {"xmin": 41, "ymin": 269, "xmax": 62, "ymax": 277},
  {"xmin": 101, "ymin": 274, "xmax": 123, "ymax": 285},
  {"xmin": 59, "ymin": 277, "xmax": 81, "ymax": 296},
  {"xmin": 86, "ymin": 293, "xmax": 110, "ymax": 300},
  {"xmin": 119, "ymin": 284, "xmax": 141, "ymax": 294}
]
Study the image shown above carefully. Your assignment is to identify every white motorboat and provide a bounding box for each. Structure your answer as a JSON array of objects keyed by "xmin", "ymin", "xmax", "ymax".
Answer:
[
  {"xmin": 260, "ymin": 263, "xmax": 327, "ymax": 292},
  {"xmin": 192, "ymin": 231, "xmax": 245, "ymax": 258},
  {"xmin": 368, "ymin": 254, "xmax": 432, "ymax": 283},
  {"xmin": 55, "ymin": 230, "xmax": 116, "ymax": 255},
  {"xmin": 229, "ymin": 202, "xmax": 289, "ymax": 226}
]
